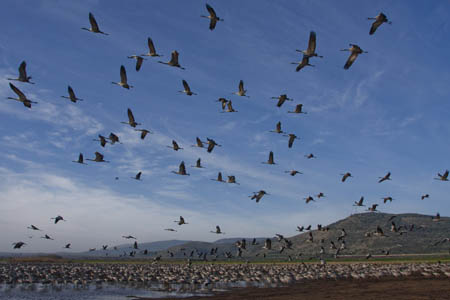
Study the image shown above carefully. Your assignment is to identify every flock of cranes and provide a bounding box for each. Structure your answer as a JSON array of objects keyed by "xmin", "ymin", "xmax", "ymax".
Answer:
[{"xmin": 5, "ymin": 4, "xmax": 448, "ymax": 255}]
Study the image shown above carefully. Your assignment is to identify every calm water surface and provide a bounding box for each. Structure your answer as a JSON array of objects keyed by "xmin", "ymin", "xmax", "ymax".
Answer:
[{"xmin": 0, "ymin": 283, "xmax": 212, "ymax": 299}]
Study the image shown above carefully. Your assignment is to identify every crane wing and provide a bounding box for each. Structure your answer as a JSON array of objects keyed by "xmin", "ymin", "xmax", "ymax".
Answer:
[
  {"xmin": 89, "ymin": 12, "xmax": 100, "ymax": 32},
  {"xmin": 120, "ymin": 65, "xmax": 128, "ymax": 84}
]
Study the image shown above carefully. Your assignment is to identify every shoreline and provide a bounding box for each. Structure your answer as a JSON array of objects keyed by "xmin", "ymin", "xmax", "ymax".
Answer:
[{"xmin": 148, "ymin": 276, "xmax": 450, "ymax": 300}]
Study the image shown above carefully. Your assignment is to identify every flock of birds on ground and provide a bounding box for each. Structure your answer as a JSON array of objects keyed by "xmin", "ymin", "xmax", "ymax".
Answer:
[{"xmin": 5, "ymin": 5, "xmax": 449, "ymax": 259}]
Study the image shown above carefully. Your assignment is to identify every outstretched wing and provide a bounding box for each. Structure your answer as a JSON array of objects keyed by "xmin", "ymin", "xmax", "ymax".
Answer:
[
  {"xmin": 95, "ymin": 152, "xmax": 104, "ymax": 161},
  {"xmin": 127, "ymin": 108, "xmax": 136, "ymax": 124},
  {"xmin": 68, "ymin": 86, "xmax": 75, "ymax": 98},
  {"xmin": 89, "ymin": 12, "xmax": 100, "ymax": 32},
  {"xmin": 19, "ymin": 61, "xmax": 27, "ymax": 79},
  {"xmin": 182, "ymin": 80, "xmax": 190, "ymax": 92},
  {"xmin": 239, "ymin": 80, "xmax": 244, "ymax": 93},
  {"xmin": 170, "ymin": 51, "xmax": 179, "ymax": 64},
  {"xmin": 209, "ymin": 18, "xmax": 217, "ymax": 30},
  {"xmin": 9, "ymin": 83, "xmax": 26, "ymax": 99},
  {"xmin": 369, "ymin": 20, "xmax": 382, "ymax": 35},
  {"xmin": 148, "ymin": 38, "xmax": 156, "ymax": 54},
  {"xmin": 206, "ymin": 4, "xmax": 217, "ymax": 18},
  {"xmin": 307, "ymin": 31, "xmax": 316, "ymax": 54},
  {"xmin": 269, "ymin": 151, "xmax": 274, "ymax": 163},
  {"xmin": 344, "ymin": 52, "xmax": 358, "ymax": 69},
  {"xmin": 288, "ymin": 136, "xmax": 294, "ymax": 148},
  {"xmin": 179, "ymin": 161, "xmax": 186, "ymax": 173},
  {"xmin": 296, "ymin": 56, "xmax": 309, "ymax": 72},
  {"xmin": 120, "ymin": 65, "xmax": 128, "ymax": 83},
  {"xmin": 136, "ymin": 57, "xmax": 143, "ymax": 71}
]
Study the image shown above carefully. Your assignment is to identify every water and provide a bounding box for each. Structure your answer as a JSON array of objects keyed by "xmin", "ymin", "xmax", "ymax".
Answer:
[{"xmin": 0, "ymin": 283, "xmax": 211, "ymax": 300}]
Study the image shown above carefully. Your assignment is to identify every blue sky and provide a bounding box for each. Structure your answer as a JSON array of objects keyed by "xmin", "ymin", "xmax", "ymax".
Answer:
[{"xmin": 1, "ymin": 0, "xmax": 449, "ymax": 252}]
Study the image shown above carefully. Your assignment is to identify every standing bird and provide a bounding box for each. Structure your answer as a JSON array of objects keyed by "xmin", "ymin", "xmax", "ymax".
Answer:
[
  {"xmin": 206, "ymin": 138, "xmax": 221, "ymax": 153},
  {"xmin": 368, "ymin": 13, "xmax": 392, "ymax": 35},
  {"xmin": 341, "ymin": 44, "xmax": 367, "ymax": 70},
  {"xmin": 354, "ymin": 197, "xmax": 365, "ymax": 206},
  {"xmin": 127, "ymin": 55, "xmax": 145, "ymax": 71},
  {"xmin": 167, "ymin": 140, "xmax": 183, "ymax": 151},
  {"xmin": 132, "ymin": 172, "xmax": 142, "ymax": 181},
  {"xmin": 81, "ymin": 12, "xmax": 109, "ymax": 35},
  {"xmin": 249, "ymin": 190, "xmax": 269, "ymax": 203},
  {"xmin": 179, "ymin": 80, "xmax": 197, "ymax": 96},
  {"xmin": 211, "ymin": 172, "xmax": 226, "ymax": 182},
  {"xmin": 158, "ymin": 50, "xmax": 185, "ymax": 69},
  {"xmin": 61, "ymin": 86, "xmax": 83, "ymax": 103},
  {"xmin": 141, "ymin": 38, "xmax": 163, "ymax": 57},
  {"xmin": 211, "ymin": 225, "xmax": 225, "ymax": 234},
  {"xmin": 421, "ymin": 194, "xmax": 430, "ymax": 200},
  {"xmin": 292, "ymin": 55, "xmax": 314, "ymax": 72},
  {"xmin": 284, "ymin": 133, "xmax": 299, "ymax": 148},
  {"xmin": 378, "ymin": 172, "xmax": 391, "ymax": 183},
  {"xmin": 8, "ymin": 61, "xmax": 34, "ymax": 84},
  {"xmin": 262, "ymin": 151, "xmax": 276, "ymax": 165},
  {"xmin": 285, "ymin": 170, "xmax": 302, "ymax": 176},
  {"xmin": 135, "ymin": 129, "xmax": 152, "ymax": 140},
  {"xmin": 13, "ymin": 242, "xmax": 26, "ymax": 249},
  {"xmin": 6, "ymin": 83, "xmax": 37, "ymax": 108},
  {"xmin": 72, "ymin": 153, "xmax": 87, "ymax": 165},
  {"xmin": 270, "ymin": 122, "xmax": 284, "ymax": 134},
  {"xmin": 51, "ymin": 215, "xmax": 66, "ymax": 224},
  {"xmin": 112, "ymin": 65, "xmax": 133, "ymax": 89},
  {"xmin": 201, "ymin": 4, "xmax": 223, "ymax": 30},
  {"xmin": 271, "ymin": 94, "xmax": 293, "ymax": 108},
  {"xmin": 435, "ymin": 170, "xmax": 449, "ymax": 181},
  {"xmin": 86, "ymin": 152, "xmax": 109, "ymax": 163},
  {"xmin": 93, "ymin": 135, "xmax": 108, "ymax": 147},
  {"xmin": 191, "ymin": 158, "xmax": 204, "ymax": 168},
  {"xmin": 296, "ymin": 31, "xmax": 323, "ymax": 58},
  {"xmin": 175, "ymin": 216, "xmax": 188, "ymax": 225},
  {"xmin": 232, "ymin": 80, "xmax": 249, "ymax": 97},
  {"xmin": 121, "ymin": 108, "xmax": 141, "ymax": 127},
  {"xmin": 172, "ymin": 161, "xmax": 189, "ymax": 176},
  {"xmin": 288, "ymin": 104, "xmax": 307, "ymax": 114},
  {"xmin": 340, "ymin": 172, "xmax": 353, "ymax": 182}
]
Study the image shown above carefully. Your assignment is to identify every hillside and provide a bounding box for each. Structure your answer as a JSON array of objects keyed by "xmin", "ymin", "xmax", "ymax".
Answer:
[{"xmin": 156, "ymin": 212, "xmax": 450, "ymax": 260}]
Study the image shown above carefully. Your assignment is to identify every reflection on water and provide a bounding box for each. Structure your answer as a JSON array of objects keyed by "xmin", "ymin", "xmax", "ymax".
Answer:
[
  {"xmin": 0, "ymin": 279, "xmax": 279, "ymax": 299},
  {"xmin": 0, "ymin": 283, "xmax": 212, "ymax": 300}
]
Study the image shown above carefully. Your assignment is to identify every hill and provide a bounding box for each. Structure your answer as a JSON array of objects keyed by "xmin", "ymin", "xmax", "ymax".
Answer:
[{"xmin": 156, "ymin": 212, "xmax": 450, "ymax": 260}]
